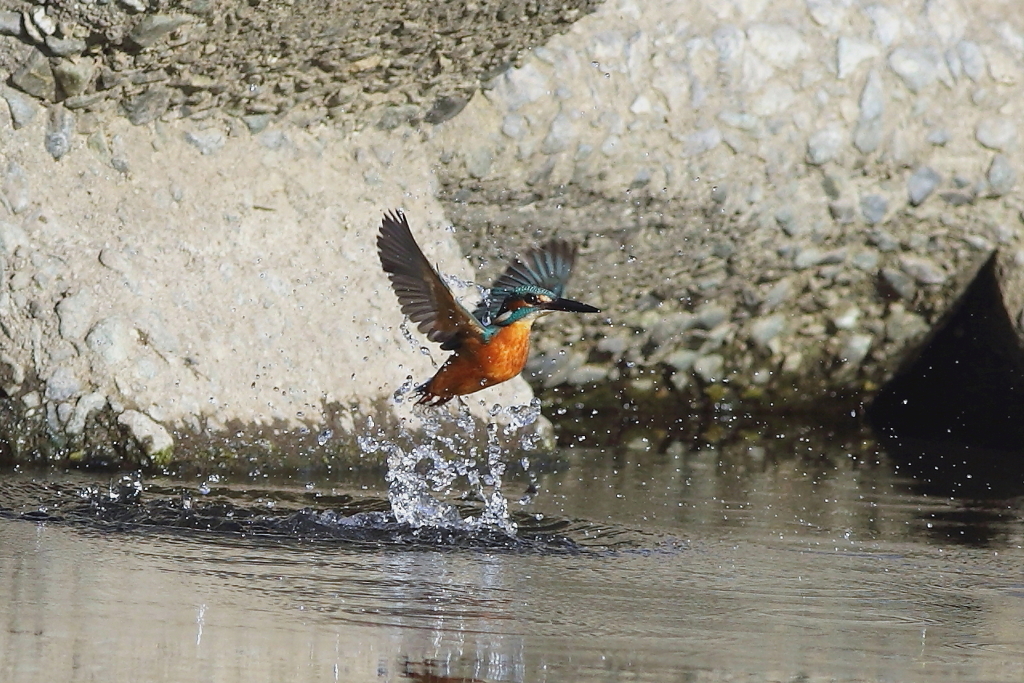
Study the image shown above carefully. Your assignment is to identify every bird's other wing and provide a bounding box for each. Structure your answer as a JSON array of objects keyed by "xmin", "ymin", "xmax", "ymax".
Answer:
[
  {"xmin": 377, "ymin": 210, "xmax": 487, "ymax": 349},
  {"xmin": 472, "ymin": 239, "xmax": 578, "ymax": 324}
]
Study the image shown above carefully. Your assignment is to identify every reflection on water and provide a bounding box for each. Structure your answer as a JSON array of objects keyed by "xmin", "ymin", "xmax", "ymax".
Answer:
[{"xmin": 1, "ymin": 419, "xmax": 1023, "ymax": 683}]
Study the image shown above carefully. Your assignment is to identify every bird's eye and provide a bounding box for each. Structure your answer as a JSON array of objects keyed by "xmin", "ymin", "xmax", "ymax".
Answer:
[{"xmin": 524, "ymin": 294, "xmax": 539, "ymax": 305}]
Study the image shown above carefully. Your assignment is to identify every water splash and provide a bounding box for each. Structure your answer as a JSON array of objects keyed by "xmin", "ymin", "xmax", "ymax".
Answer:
[{"xmin": 360, "ymin": 398, "xmax": 543, "ymax": 535}]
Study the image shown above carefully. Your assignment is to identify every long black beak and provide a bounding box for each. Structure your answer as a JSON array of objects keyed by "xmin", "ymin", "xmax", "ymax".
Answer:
[{"xmin": 544, "ymin": 297, "xmax": 600, "ymax": 313}]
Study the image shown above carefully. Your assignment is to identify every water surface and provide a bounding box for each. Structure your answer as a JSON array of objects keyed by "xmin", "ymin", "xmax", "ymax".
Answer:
[{"xmin": 1, "ymin": 422, "xmax": 1022, "ymax": 683}]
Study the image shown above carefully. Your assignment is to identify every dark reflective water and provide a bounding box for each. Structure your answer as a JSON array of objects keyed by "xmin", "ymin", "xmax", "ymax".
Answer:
[{"xmin": 2, "ymin": 421, "xmax": 1023, "ymax": 683}]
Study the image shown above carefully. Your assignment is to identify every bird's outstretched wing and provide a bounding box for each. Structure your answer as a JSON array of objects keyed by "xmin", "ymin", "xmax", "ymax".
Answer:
[
  {"xmin": 472, "ymin": 239, "xmax": 578, "ymax": 324},
  {"xmin": 377, "ymin": 210, "xmax": 487, "ymax": 350}
]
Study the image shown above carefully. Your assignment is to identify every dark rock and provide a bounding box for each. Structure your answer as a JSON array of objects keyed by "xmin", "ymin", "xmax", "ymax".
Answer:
[
  {"xmin": 987, "ymin": 154, "xmax": 1016, "ymax": 196},
  {"xmin": 424, "ymin": 94, "xmax": 470, "ymax": 124},
  {"xmin": 45, "ymin": 35, "xmax": 86, "ymax": 57},
  {"xmin": 129, "ymin": 15, "xmax": 191, "ymax": 49},
  {"xmin": 53, "ymin": 58, "xmax": 96, "ymax": 97},
  {"xmin": 860, "ymin": 194, "xmax": 887, "ymax": 224},
  {"xmin": 907, "ymin": 166, "xmax": 941, "ymax": 206},
  {"xmin": 11, "ymin": 49, "xmax": 56, "ymax": 101},
  {"xmin": 0, "ymin": 10, "xmax": 22, "ymax": 36},
  {"xmin": 122, "ymin": 87, "xmax": 171, "ymax": 125},
  {"xmin": 880, "ymin": 268, "xmax": 916, "ymax": 300},
  {"xmin": 44, "ymin": 105, "xmax": 74, "ymax": 160}
]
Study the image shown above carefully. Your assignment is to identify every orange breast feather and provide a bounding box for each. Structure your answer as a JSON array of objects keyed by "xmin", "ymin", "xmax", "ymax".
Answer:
[{"xmin": 426, "ymin": 320, "xmax": 534, "ymax": 399}]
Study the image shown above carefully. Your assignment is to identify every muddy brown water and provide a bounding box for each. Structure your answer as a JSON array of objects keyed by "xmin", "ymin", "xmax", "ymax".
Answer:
[{"xmin": 1, "ymin": 422, "xmax": 1023, "ymax": 683}]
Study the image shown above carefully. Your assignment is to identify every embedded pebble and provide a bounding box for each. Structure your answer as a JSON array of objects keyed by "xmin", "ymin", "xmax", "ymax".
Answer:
[
  {"xmin": 806, "ymin": 125, "xmax": 844, "ymax": 165},
  {"xmin": 44, "ymin": 106, "xmax": 75, "ymax": 160},
  {"xmin": 900, "ymin": 255, "xmax": 947, "ymax": 285},
  {"xmin": 117, "ymin": 410, "xmax": 174, "ymax": 459},
  {"xmin": 881, "ymin": 268, "xmax": 916, "ymax": 300},
  {"xmin": 837, "ymin": 37, "xmax": 879, "ymax": 79},
  {"xmin": 694, "ymin": 303, "xmax": 730, "ymax": 330},
  {"xmin": 0, "ymin": 10, "xmax": 20, "ymax": 36},
  {"xmin": 44, "ymin": 367, "xmax": 81, "ymax": 402},
  {"xmin": 907, "ymin": 166, "xmax": 941, "ymax": 206},
  {"xmin": 67, "ymin": 392, "xmax": 107, "ymax": 436},
  {"xmin": 975, "ymin": 117, "xmax": 1016, "ymax": 151},
  {"xmin": 1, "ymin": 87, "xmax": 39, "ymax": 129},
  {"xmin": 11, "ymin": 49, "xmax": 56, "ymax": 101},
  {"xmin": 45, "ymin": 35, "xmax": 86, "ymax": 57},
  {"xmin": 760, "ymin": 278, "xmax": 794, "ymax": 312},
  {"xmin": 888, "ymin": 47, "xmax": 939, "ymax": 93},
  {"xmin": 665, "ymin": 349, "xmax": 698, "ymax": 373},
  {"xmin": 860, "ymin": 194, "xmax": 888, "ymax": 224},
  {"xmin": 119, "ymin": 0, "xmax": 149, "ymax": 12},
  {"xmin": 86, "ymin": 317, "xmax": 136, "ymax": 365},
  {"xmin": 885, "ymin": 306, "xmax": 928, "ymax": 342},
  {"xmin": 129, "ymin": 14, "xmax": 190, "ymax": 49},
  {"xmin": 122, "ymin": 87, "xmax": 171, "ymax": 125},
  {"xmin": 987, "ymin": 154, "xmax": 1016, "ymax": 196},
  {"xmin": 957, "ymin": 40, "xmax": 986, "ymax": 82},
  {"xmin": 839, "ymin": 333, "xmax": 873, "ymax": 366},
  {"xmin": 57, "ymin": 291, "xmax": 97, "ymax": 341},
  {"xmin": 693, "ymin": 354, "xmax": 725, "ymax": 383},
  {"xmin": 832, "ymin": 307, "xmax": 860, "ymax": 330},
  {"xmin": 185, "ymin": 129, "xmax": 226, "ymax": 155},
  {"xmin": 53, "ymin": 58, "xmax": 95, "ymax": 97},
  {"xmin": 30, "ymin": 6, "xmax": 56, "ymax": 36},
  {"xmin": 749, "ymin": 314, "xmax": 785, "ymax": 349}
]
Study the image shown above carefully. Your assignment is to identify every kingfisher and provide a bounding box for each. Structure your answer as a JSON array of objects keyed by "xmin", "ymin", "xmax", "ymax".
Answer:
[{"xmin": 377, "ymin": 210, "xmax": 600, "ymax": 406}]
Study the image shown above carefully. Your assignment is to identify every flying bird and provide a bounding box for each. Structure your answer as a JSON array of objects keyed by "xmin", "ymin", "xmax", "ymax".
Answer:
[{"xmin": 377, "ymin": 210, "xmax": 599, "ymax": 406}]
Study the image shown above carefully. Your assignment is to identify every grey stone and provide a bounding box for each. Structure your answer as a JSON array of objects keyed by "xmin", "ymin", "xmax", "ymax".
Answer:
[
  {"xmin": 2, "ymin": 162, "xmax": 30, "ymax": 214},
  {"xmin": 684, "ymin": 127, "xmax": 721, "ymax": 157},
  {"xmin": 0, "ymin": 221, "xmax": 28, "ymax": 254},
  {"xmin": 880, "ymin": 268, "xmax": 916, "ymax": 300},
  {"xmin": 839, "ymin": 333, "xmax": 873, "ymax": 366},
  {"xmin": 693, "ymin": 354, "xmax": 725, "ymax": 383},
  {"xmin": 44, "ymin": 106, "xmax": 74, "ymax": 160},
  {"xmin": 900, "ymin": 255, "xmax": 947, "ymax": 285},
  {"xmin": 22, "ymin": 10, "xmax": 43, "ymax": 44},
  {"xmin": 854, "ymin": 118, "xmax": 884, "ymax": 154},
  {"xmin": 424, "ymin": 94, "xmax": 469, "ymax": 125},
  {"xmin": 885, "ymin": 306, "xmax": 928, "ymax": 342},
  {"xmin": 57, "ymin": 291, "xmax": 97, "ymax": 341},
  {"xmin": 650, "ymin": 312, "xmax": 697, "ymax": 346},
  {"xmin": 694, "ymin": 303, "xmax": 730, "ymax": 329},
  {"xmin": 747, "ymin": 24, "xmax": 807, "ymax": 68},
  {"xmin": 566, "ymin": 364, "xmax": 607, "ymax": 386},
  {"xmin": 86, "ymin": 317, "xmax": 135, "ymax": 365},
  {"xmin": 185, "ymin": 128, "xmax": 226, "ymax": 155},
  {"xmin": 129, "ymin": 15, "xmax": 190, "ymax": 49},
  {"xmin": 975, "ymin": 117, "xmax": 1016, "ymax": 151},
  {"xmin": 775, "ymin": 207, "xmax": 803, "ymax": 236},
  {"xmin": 888, "ymin": 47, "xmax": 939, "ymax": 93},
  {"xmin": 541, "ymin": 112, "xmax": 574, "ymax": 154},
  {"xmin": 761, "ymin": 278, "xmax": 794, "ymax": 312},
  {"xmin": 907, "ymin": 166, "xmax": 941, "ymax": 206},
  {"xmin": 2, "ymin": 87, "xmax": 40, "ymax": 129},
  {"xmin": 464, "ymin": 146, "xmax": 492, "ymax": 178},
  {"xmin": 45, "ymin": 367, "xmax": 81, "ymax": 402},
  {"xmin": 987, "ymin": 154, "xmax": 1016, "ymax": 196},
  {"xmin": 829, "ymin": 201, "xmax": 855, "ymax": 223},
  {"xmin": 926, "ymin": 128, "xmax": 950, "ymax": 146},
  {"xmin": 850, "ymin": 249, "xmax": 880, "ymax": 271},
  {"xmin": 377, "ymin": 105, "xmax": 419, "ymax": 130},
  {"xmin": 11, "ymin": 49, "xmax": 56, "ymax": 102},
  {"xmin": 665, "ymin": 349, "xmax": 698, "ymax": 373},
  {"xmin": 749, "ymin": 314, "xmax": 786, "ymax": 349},
  {"xmin": 860, "ymin": 194, "xmax": 888, "ymax": 224},
  {"xmin": 241, "ymin": 114, "xmax": 272, "ymax": 134},
  {"xmin": 957, "ymin": 40, "xmax": 986, "ymax": 82},
  {"xmin": 806, "ymin": 125, "xmax": 844, "ymax": 164},
  {"xmin": 64, "ymin": 93, "xmax": 104, "ymax": 110},
  {"xmin": 119, "ymin": 0, "xmax": 149, "ymax": 12},
  {"xmin": 123, "ymin": 87, "xmax": 171, "ymax": 125},
  {"xmin": 940, "ymin": 191, "xmax": 973, "ymax": 206},
  {"xmin": 868, "ymin": 228, "xmax": 900, "ymax": 252},
  {"xmin": 53, "ymin": 58, "xmax": 95, "ymax": 97},
  {"xmin": 45, "ymin": 35, "xmax": 86, "ymax": 57},
  {"xmin": 30, "ymin": 7, "xmax": 56, "ymax": 36},
  {"xmin": 837, "ymin": 37, "xmax": 879, "ymax": 79},
  {"xmin": 67, "ymin": 392, "xmax": 107, "ymax": 436},
  {"xmin": 831, "ymin": 306, "xmax": 861, "ymax": 330},
  {"xmin": 117, "ymin": 410, "xmax": 173, "ymax": 459},
  {"xmin": 859, "ymin": 69, "xmax": 885, "ymax": 121},
  {"xmin": 486, "ymin": 62, "xmax": 548, "ymax": 111},
  {"xmin": 795, "ymin": 247, "xmax": 845, "ymax": 269},
  {"xmin": 0, "ymin": 10, "xmax": 20, "ymax": 36},
  {"xmin": 501, "ymin": 114, "xmax": 528, "ymax": 139}
]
